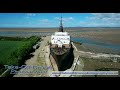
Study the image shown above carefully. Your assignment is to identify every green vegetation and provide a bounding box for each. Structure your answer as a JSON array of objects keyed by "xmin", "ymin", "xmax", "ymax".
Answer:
[
  {"xmin": 0, "ymin": 41, "xmax": 27, "ymax": 65},
  {"xmin": 0, "ymin": 36, "xmax": 25, "ymax": 41},
  {"xmin": 80, "ymin": 57, "xmax": 120, "ymax": 77},
  {"xmin": 0, "ymin": 36, "xmax": 41, "ymax": 75}
]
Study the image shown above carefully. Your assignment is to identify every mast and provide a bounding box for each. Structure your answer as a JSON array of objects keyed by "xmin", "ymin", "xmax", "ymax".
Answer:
[{"xmin": 59, "ymin": 16, "xmax": 63, "ymax": 32}]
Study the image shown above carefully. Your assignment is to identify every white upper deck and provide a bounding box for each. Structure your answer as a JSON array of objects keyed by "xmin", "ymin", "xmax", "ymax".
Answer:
[
  {"xmin": 54, "ymin": 32, "xmax": 68, "ymax": 36},
  {"xmin": 51, "ymin": 32, "xmax": 70, "ymax": 48}
]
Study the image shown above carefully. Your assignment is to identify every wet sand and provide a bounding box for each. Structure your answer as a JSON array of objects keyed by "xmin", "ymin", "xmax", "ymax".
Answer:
[
  {"xmin": 0, "ymin": 27, "xmax": 120, "ymax": 54},
  {"xmin": 1, "ymin": 27, "xmax": 119, "ymax": 44},
  {"xmin": 69, "ymin": 28, "xmax": 120, "ymax": 45}
]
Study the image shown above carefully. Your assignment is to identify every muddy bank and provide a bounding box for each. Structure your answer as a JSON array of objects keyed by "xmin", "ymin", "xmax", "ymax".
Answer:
[
  {"xmin": 70, "ymin": 28, "xmax": 120, "ymax": 44},
  {"xmin": 72, "ymin": 42, "xmax": 120, "ymax": 77},
  {"xmin": 71, "ymin": 37, "xmax": 120, "ymax": 55}
]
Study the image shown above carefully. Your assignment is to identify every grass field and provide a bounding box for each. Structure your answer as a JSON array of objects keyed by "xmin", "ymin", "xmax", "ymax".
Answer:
[
  {"xmin": 0, "ymin": 41, "xmax": 27, "ymax": 65},
  {"xmin": 0, "ymin": 36, "xmax": 40, "ymax": 76},
  {"xmin": 0, "ymin": 40, "xmax": 28, "ymax": 75}
]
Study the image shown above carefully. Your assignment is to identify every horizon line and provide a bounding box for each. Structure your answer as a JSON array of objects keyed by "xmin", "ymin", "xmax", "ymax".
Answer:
[{"xmin": 1, "ymin": 27, "xmax": 120, "ymax": 28}]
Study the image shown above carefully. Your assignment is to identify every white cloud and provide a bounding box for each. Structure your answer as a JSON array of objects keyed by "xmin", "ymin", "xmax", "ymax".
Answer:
[
  {"xmin": 54, "ymin": 17, "xmax": 59, "ymax": 20},
  {"xmin": 40, "ymin": 19, "xmax": 49, "ymax": 23},
  {"xmin": 26, "ymin": 13, "xmax": 36, "ymax": 16},
  {"xmin": 90, "ymin": 13, "xmax": 120, "ymax": 23},
  {"xmin": 83, "ymin": 13, "xmax": 120, "ymax": 27},
  {"xmin": 25, "ymin": 13, "xmax": 36, "ymax": 18},
  {"xmin": 54, "ymin": 17, "xmax": 74, "ymax": 21},
  {"xmin": 67, "ymin": 17, "xmax": 74, "ymax": 20}
]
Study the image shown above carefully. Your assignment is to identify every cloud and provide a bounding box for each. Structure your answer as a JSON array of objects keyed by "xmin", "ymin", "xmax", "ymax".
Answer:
[
  {"xmin": 90, "ymin": 13, "xmax": 120, "ymax": 23},
  {"xmin": 54, "ymin": 17, "xmax": 74, "ymax": 21},
  {"xmin": 25, "ymin": 13, "xmax": 36, "ymax": 18},
  {"xmin": 40, "ymin": 19, "xmax": 49, "ymax": 23},
  {"xmin": 54, "ymin": 17, "xmax": 59, "ymax": 20},
  {"xmin": 65, "ymin": 17, "xmax": 74, "ymax": 20},
  {"xmin": 82, "ymin": 13, "xmax": 120, "ymax": 27},
  {"xmin": 26, "ymin": 13, "xmax": 36, "ymax": 16}
]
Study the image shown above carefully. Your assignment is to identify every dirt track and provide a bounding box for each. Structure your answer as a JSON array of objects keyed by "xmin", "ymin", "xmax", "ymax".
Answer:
[{"xmin": 14, "ymin": 36, "xmax": 50, "ymax": 77}]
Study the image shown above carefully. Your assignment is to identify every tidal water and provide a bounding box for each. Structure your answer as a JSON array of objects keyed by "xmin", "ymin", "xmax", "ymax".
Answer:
[{"xmin": 71, "ymin": 37, "xmax": 120, "ymax": 53}]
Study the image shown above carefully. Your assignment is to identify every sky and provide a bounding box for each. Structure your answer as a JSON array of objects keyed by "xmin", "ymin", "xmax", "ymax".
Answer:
[{"xmin": 0, "ymin": 13, "xmax": 120, "ymax": 28}]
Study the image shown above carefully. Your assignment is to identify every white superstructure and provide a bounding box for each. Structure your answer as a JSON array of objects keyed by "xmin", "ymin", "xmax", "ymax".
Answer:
[{"xmin": 51, "ymin": 32, "xmax": 70, "ymax": 48}]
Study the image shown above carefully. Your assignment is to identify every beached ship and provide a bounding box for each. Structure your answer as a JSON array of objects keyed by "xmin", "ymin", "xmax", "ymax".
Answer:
[{"xmin": 50, "ymin": 17, "xmax": 72, "ymax": 70}]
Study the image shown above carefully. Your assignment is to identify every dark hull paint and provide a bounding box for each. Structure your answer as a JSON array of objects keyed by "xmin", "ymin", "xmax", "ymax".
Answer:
[{"xmin": 50, "ymin": 44, "xmax": 74, "ymax": 71}]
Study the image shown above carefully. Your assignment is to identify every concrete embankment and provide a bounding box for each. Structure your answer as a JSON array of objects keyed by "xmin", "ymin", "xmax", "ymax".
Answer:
[{"xmin": 58, "ymin": 42, "xmax": 84, "ymax": 77}]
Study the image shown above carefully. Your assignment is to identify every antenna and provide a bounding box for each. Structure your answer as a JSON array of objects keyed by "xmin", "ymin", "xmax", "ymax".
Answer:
[{"xmin": 59, "ymin": 16, "xmax": 63, "ymax": 32}]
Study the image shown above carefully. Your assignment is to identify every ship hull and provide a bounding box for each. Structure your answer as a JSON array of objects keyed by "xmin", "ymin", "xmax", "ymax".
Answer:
[{"xmin": 50, "ymin": 44, "xmax": 74, "ymax": 71}]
